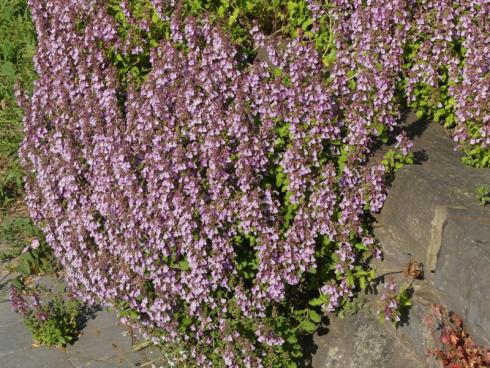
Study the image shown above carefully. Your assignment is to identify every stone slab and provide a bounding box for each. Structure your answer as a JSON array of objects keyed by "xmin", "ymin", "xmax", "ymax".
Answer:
[
  {"xmin": 376, "ymin": 120, "xmax": 490, "ymax": 264},
  {"xmin": 430, "ymin": 215, "xmax": 490, "ymax": 345},
  {"xmin": 369, "ymin": 116, "xmax": 490, "ymax": 364},
  {"xmin": 312, "ymin": 311, "xmax": 426, "ymax": 368},
  {"xmin": 66, "ymin": 310, "xmax": 152, "ymax": 367}
]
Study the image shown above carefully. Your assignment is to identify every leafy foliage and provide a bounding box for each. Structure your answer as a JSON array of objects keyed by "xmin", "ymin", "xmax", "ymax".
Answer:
[
  {"xmin": 475, "ymin": 184, "xmax": 490, "ymax": 207},
  {"xmin": 24, "ymin": 297, "xmax": 82, "ymax": 347},
  {"xmin": 10, "ymin": 287, "xmax": 84, "ymax": 347},
  {"xmin": 14, "ymin": 241, "xmax": 58, "ymax": 276},
  {"xmin": 427, "ymin": 305, "xmax": 490, "ymax": 368},
  {"xmin": 402, "ymin": 0, "xmax": 490, "ymax": 168},
  {"xmin": 0, "ymin": 0, "xmax": 36, "ymax": 208},
  {"xmin": 0, "ymin": 216, "xmax": 36, "ymax": 260},
  {"xmin": 0, "ymin": 0, "xmax": 50, "ymax": 279}
]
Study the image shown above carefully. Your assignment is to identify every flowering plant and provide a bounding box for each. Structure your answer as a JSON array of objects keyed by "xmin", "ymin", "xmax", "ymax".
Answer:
[
  {"xmin": 17, "ymin": 0, "xmax": 488, "ymax": 366},
  {"xmin": 403, "ymin": 0, "xmax": 490, "ymax": 168},
  {"xmin": 10, "ymin": 287, "xmax": 83, "ymax": 347}
]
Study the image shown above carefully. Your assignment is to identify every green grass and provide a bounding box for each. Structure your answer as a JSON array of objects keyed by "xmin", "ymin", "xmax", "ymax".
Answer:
[{"xmin": 0, "ymin": 0, "xmax": 37, "ymax": 258}]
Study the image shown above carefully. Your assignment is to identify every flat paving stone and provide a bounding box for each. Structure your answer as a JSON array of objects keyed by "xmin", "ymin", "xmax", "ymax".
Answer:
[
  {"xmin": 0, "ymin": 298, "xmax": 26, "ymax": 328},
  {"xmin": 1, "ymin": 347, "xmax": 71, "ymax": 368},
  {"xmin": 312, "ymin": 311, "xmax": 425, "ymax": 368},
  {"xmin": 0, "ymin": 274, "xmax": 160, "ymax": 368},
  {"xmin": 66, "ymin": 310, "xmax": 150, "ymax": 367}
]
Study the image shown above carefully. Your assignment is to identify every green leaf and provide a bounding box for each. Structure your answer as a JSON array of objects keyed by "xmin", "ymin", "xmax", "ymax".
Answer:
[
  {"xmin": 346, "ymin": 70, "xmax": 355, "ymax": 78},
  {"xmin": 309, "ymin": 309, "xmax": 321, "ymax": 323},
  {"xmin": 177, "ymin": 259, "xmax": 190, "ymax": 271},
  {"xmin": 346, "ymin": 273, "xmax": 355, "ymax": 287},
  {"xmin": 308, "ymin": 297, "xmax": 324, "ymax": 307},
  {"xmin": 182, "ymin": 316, "xmax": 192, "ymax": 326},
  {"xmin": 0, "ymin": 61, "xmax": 15, "ymax": 77},
  {"xmin": 300, "ymin": 319, "xmax": 317, "ymax": 334},
  {"xmin": 10, "ymin": 277, "xmax": 23, "ymax": 290},
  {"xmin": 287, "ymin": 335, "xmax": 298, "ymax": 344},
  {"xmin": 354, "ymin": 242, "xmax": 368, "ymax": 251},
  {"xmin": 348, "ymin": 79, "xmax": 356, "ymax": 90},
  {"xmin": 323, "ymin": 50, "xmax": 337, "ymax": 67},
  {"xmin": 359, "ymin": 275, "xmax": 366, "ymax": 290},
  {"xmin": 16, "ymin": 258, "xmax": 31, "ymax": 275},
  {"xmin": 217, "ymin": 5, "xmax": 226, "ymax": 17},
  {"xmin": 273, "ymin": 67, "xmax": 282, "ymax": 78},
  {"xmin": 228, "ymin": 8, "xmax": 240, "ymax": 26},
  {"xmin": 301, "ymin": 18, "xmax": 313, "ymax": 31},
  {"xmin": 444, "ymin": 113, "xmax": 455, "ymax": 128},
  {"xmin": 291, "ymin": 349, "xmax": 303, "ymax": 358}
]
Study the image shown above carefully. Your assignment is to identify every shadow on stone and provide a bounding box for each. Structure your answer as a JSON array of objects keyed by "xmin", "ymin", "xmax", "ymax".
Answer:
[
  {"xmin": 413, "ymin": 149, "xmax": 428, "ymax": 165},
  {"xmin": 317, "ymin": 316, "xmax": 330, "ymax": 336},
  {"xmin": 71, "ymin": 304, "xmax": 100, "ymax": 345},
  {"xmin": 299, "ymin": 332, "xmax": 317, "ymax": 368},
  {"xmin": 402, "ymin": 114, "xmax": 429, "ymax": 140},
  {"xmin": 369, "ymin": 110, "xmax": 430, "ymax": 156}
]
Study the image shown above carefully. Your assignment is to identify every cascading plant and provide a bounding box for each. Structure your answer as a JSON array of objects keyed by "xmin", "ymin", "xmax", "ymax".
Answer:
[{"xmin": 16, "ymin": 0, "xmax": 488, "ymax": 366}]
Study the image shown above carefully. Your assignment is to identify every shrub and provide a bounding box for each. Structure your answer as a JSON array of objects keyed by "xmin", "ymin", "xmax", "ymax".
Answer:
[{"xmin": 19, "ymin": 0, "xmax": 411, "ymax": 365}]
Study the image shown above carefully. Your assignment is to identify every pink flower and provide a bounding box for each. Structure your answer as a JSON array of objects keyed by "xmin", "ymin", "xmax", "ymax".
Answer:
[
  {"xmin": 395, "ymin": 132, "xmax": 413, "ymax": 156},
  {"xmin": 22, "ymin": 239, "xmax": 40, "ymax": 254}
]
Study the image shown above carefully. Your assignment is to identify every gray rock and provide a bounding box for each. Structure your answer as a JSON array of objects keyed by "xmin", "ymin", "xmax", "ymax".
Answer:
[
  {"xmin": 374, "ymin": 117, "xmax": 490, "ymax": 361},
  {"xmin": 430, "ymin": 211, "xmax": 490, "ymax": 346},
  {"xmin": 376, "ymin": 120, "xmax": 490, "ymax": 266},
  {"xmin": 0, "ymin": 347, "xmax": 72, "ymax": 368},
  {"xmin": 66, "ymin": 310, "xmax": 155, "ymax": 368},
  {"xmin": 312, "ymin": 311, "xmax": 424, "ymax": 368}
]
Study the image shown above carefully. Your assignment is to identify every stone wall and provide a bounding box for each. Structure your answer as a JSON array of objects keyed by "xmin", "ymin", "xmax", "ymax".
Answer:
[{"xmin": 313, "ymin": 114, "xmax": 490, "ymax": 367}]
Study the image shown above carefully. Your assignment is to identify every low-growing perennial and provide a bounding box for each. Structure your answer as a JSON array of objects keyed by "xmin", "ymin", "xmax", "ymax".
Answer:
[{"xmin": 17, "ymin": 0, "xmax": 489, "ymax": 366}]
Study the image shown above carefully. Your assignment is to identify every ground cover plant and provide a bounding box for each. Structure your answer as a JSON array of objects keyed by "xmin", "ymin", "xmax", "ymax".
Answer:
[
  {"xmin": 14, "ymin": 0, "xmax": 490, "ymax": 366},
  {"xmin": 403, "ymin": 0, "xmax": 490, "ymax": 168}
]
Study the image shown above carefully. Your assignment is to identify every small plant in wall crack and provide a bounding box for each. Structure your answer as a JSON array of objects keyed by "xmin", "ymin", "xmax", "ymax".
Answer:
[
  {"xmin": 378, "ymin": 259, "xmax": 423, "ymax": 326},
  {"xmin": 475, "ymin": 185, "xmax": 490, "ymax": 207},
  {"xmin": 426, "ymin": 304, "xmax": 490, "ymax": 368},
  {"xmin": 378, "ymin": 279, "xmax": 411, "ymax": 324}
]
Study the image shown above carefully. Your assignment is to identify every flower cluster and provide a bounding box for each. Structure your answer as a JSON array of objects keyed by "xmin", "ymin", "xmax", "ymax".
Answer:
[
  {"xmin": 379, "ymin": 279, "xmax": 401, "ymax": 323},
  {"xmin": 405, "ymin": 0, "xmax": 490, "ymax": 167},
  {"xmin": 9, "ymin": 287, "xmax": 49, "ymax": 320},
  {"xmin": 9, "ymin": 287, "xmax": 29, "ymax": 317}
]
